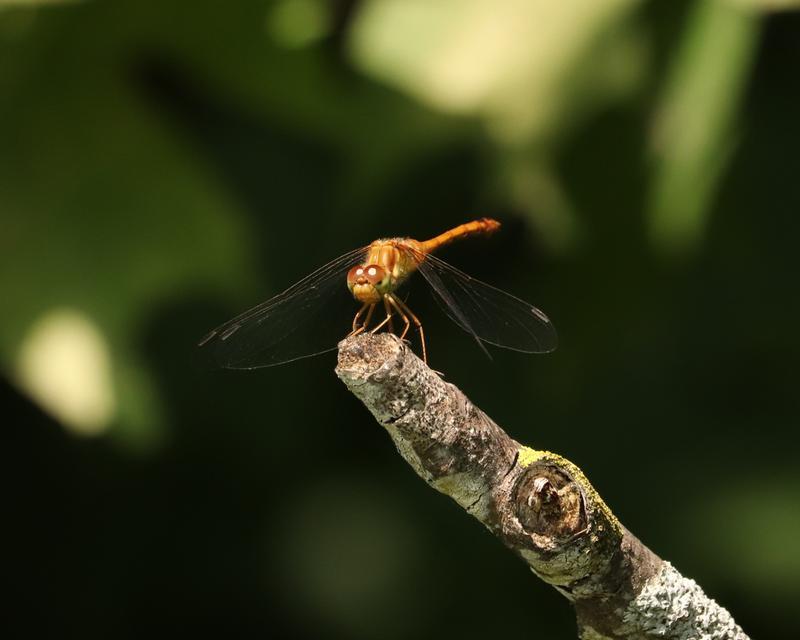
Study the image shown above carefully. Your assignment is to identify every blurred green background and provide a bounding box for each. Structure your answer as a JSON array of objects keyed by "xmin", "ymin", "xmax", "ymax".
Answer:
[{"xmin": 2, "ymin": 0, "xmax": 799, "ymax": 638}]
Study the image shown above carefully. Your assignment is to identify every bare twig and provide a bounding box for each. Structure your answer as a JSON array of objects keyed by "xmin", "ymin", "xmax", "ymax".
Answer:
[{"xmin": 336, "ymin": 333, "xmax": 749, "ymax": 640}]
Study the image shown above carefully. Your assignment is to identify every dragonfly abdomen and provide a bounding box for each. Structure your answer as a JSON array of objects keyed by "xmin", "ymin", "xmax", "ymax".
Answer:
[{"xmin": 420, "ymin": 218, "xmax": 500, "ymax": 254}]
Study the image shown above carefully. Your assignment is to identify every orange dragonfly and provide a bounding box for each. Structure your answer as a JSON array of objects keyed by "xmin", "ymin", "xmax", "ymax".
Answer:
[{"xmin": 199, "ymin": 218, "xmax": 557, "ymax": 368}]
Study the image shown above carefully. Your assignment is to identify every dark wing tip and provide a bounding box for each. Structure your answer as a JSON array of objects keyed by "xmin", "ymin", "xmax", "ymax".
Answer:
[
  {"xmin": 198, "ymin": 322, "xmax": 243, "ymax": 348},
  {"xmin": 530, "ymin": 306, "xmax": 550, "ymax": 324},
  {"xmin": 530, "ymin": 306, "xmax": 559, "ymax": 353},
  {"xmin": 197, "ymin": 330, "xmax": 217, "ymax": 347}
]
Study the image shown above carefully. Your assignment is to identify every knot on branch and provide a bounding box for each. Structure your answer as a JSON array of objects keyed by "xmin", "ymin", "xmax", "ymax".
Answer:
[
  {"xmin": 498, "ymin": 452, "xmax": 625, "ymax": 593},
  {"xmin": 514, "ymin": 462, "xmax": 587, "ymax": 548}
]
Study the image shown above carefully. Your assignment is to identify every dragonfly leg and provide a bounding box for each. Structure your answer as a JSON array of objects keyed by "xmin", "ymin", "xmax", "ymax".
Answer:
[
  {"xmin": 349, "ymin": 303, "xmax": 376, "ymax": 337},
  {"xmin": 362, "ymin": 303, "xmax": 376, "ymax": 331},
  {"xmin": 350, "ymin": 303, "xmax": 369, "ymax": 335},
  {"xmin": 385, "ymin": 294, "xmax": 410, "ymax": 340},
  {"xmin": 390, "ymin": 295, "xmax": 427, "ymax": 364},
  {"xmin": 384, "ymin": 298, "xmax": 397, "ymax": 334},
  {"xmin": 370, "ymin": 299, "xmax": 394, "ymax": 334}
]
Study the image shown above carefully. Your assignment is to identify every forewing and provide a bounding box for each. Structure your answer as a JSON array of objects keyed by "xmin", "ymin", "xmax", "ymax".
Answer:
[
  {"xmin": 199, "ymin": 247, "xmax": 367, "ymax": 368},
  {"xmin": 412, "ymin": 251, "xmax": 558, "ymax": 354}
]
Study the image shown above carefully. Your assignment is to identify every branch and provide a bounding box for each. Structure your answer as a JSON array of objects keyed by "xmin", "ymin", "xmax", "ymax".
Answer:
[{"xmin": 336, "ymin": 333, "xmax": 749, "ymax": 640}]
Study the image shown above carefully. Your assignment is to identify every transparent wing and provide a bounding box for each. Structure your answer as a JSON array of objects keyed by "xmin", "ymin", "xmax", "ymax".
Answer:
[
  {"xmin": 407, "ymin": 249, "xmax": 558, "ymax": 354},
  {"xmin": 199, "ymin": 246, "xmax": 368, "ymax": 369}
]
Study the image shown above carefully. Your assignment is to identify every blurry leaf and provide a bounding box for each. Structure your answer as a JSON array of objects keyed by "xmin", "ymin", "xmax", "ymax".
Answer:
[
  {"xmin": 15, "ymin": 308, "xmax": 115, "ymax": 436},
  {"xmin": 349, "ymin": 0, "xmax": 644, "ymax": 144},
  {"xmin": 726, "ymin": 0, "xmax": 800, "ymax": 9},
  {"xmin": 266, "ymin": 0, "xmax": 331, "ymax": 49},
  {"xmin": 647, "ymin": 0, "xmax": 761, "ymax": 256}
]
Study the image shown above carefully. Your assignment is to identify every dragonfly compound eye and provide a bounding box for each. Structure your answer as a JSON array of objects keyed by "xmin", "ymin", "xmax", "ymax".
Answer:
[
  {"xmin": 347, "ymin": 265, "xmax": 364, "ymax": 287},
  {"xmin": 363, "ymin": 265, "xmax": 386, "ymax": 286}
]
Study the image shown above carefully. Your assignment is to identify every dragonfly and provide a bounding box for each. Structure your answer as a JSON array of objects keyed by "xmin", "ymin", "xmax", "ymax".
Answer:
[{"xmin": 199, "ymin": 218, "xmax": 557, "ymax": 368}]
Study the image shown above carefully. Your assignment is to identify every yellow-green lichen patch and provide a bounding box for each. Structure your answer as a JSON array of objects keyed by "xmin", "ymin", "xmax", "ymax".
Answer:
[
  {"xmin": 552, "ymin": 455, "xmax": 623, "ymax": 539},
  {"xmin": 517, "ymin": 446, "xmax": 548, "ymax": 468},
  {"xmin": 517, "ymin": 446, "xmax": 623, "ymax": 538}
]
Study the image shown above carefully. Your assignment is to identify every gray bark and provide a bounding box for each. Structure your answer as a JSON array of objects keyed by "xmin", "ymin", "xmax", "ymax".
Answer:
[{"xmin": 335, "ymin": 333, "xmax": 749, "ymax": 640}]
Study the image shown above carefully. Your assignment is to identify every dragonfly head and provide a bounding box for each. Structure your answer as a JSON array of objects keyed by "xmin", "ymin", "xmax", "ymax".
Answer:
[{"xmin": 347, "ymin": 264, "xmax": 390, "ymax": 303}]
